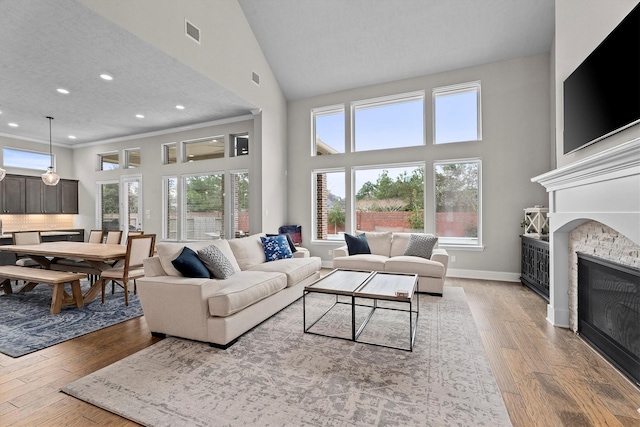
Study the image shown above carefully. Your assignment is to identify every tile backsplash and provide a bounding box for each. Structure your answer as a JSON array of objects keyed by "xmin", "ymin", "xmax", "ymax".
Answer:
[{"xmin": 0, "ymin": 215, "xmax": 76, "ymax": 233}]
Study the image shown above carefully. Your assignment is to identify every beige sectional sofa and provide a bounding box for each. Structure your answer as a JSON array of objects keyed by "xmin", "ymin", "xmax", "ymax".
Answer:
[
  {"xmin": 332, "ymin": 232, "xmax": 449, "ymax": 295},
  {"xmin": 137, "ymin": 234, "xmax": 322, "ymax": 348}
]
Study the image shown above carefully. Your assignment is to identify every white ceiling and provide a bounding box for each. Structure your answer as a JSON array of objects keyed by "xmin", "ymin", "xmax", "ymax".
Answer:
[
  {"xmin": 0, "ymin": 0, "xmax": 554, "ymax": 147},
  {"xmin": 238, "ymin": 0, "xmax": 555, "ymax": 100}
]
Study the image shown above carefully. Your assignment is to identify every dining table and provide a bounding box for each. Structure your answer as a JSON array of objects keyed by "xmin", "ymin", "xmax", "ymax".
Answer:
[{"xmin": 0, "ymin": 241, "xmax": 127, "ymax": 303}]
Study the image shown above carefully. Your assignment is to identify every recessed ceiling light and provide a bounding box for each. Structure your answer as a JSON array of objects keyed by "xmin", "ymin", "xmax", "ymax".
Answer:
[
  {"xmin": 136, "ymin": 114, "xmax": 144, "ymax": 118},
  {"xmin": 57, "ymin": 88, "xmax": 69, "ymax": 94},
  {"xmin": 8, "ymin": 122, "xmax": 18, "ymax": 127},
  {"xmin": 68, "ymin": 135, "xmax": 77, "ymax": 139},
  {"xmin": 176, "ymin": 105, "xmax": 185, "ymax": 110},
  {"xmin": 99, "ymin": 73, "xmax": 113, "ymax": 81}
]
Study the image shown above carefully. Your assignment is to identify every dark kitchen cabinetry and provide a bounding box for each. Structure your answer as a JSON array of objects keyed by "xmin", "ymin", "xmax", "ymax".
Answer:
[
  {"xmin": 1, "ymin": 175, "xmax": 26, "ymax": 213},
  {"xmin": 25, "ymin": 176, "xmax": 78, "ymax": 214},
  {"xmin": 520, "ymin": 235, "xmax": 550, "ymax": 301}
]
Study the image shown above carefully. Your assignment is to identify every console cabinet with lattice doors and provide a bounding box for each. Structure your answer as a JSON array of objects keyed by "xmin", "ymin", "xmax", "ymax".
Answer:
[{"xmin": 520, "ymin": 235, "xmax": 549, "ymax": 301}]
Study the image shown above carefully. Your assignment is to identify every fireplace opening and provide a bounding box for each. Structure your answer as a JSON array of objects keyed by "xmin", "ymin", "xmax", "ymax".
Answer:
[{"xmin": 578, "ymin": 253, "xmax": 640, "ymax": 387}]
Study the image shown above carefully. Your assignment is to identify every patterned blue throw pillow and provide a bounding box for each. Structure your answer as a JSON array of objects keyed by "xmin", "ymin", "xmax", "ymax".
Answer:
[
  {"xmin": 260, "ymin": 235, "xmax": 293, "ymax": 262},
  {"xmin": 197, "ymin": 245, "xmax": 235, "ymax": 280},
  {"xmin": 171, "ymin": 247, "xmax": 210, "ymax": 278},
  {"xmin": 404, "ymin": 234, "xmax": 438, "ymax": 259}
]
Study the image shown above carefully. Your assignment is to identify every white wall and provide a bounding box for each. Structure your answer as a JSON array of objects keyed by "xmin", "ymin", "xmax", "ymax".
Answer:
[
  {"xmin": 287, "ymin": 53, "xmax": 551, "ymax": 279},
  {"xmin": 554, "ymin": 0, "xmax": 639, "ymax": 168}
]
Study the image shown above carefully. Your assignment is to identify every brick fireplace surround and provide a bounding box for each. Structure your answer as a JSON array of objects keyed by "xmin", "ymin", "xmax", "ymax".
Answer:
[{"xmin": 532, "ymin": 137, "xmax": 640, "ymax": 330}]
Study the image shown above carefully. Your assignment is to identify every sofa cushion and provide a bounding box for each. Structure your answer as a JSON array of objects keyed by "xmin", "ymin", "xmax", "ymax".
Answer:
[
  {"xmin": 385, "ymin": 256, "xmax": 445, "ymax": 278},
  {"xmin": 207, "ymin": 271, "xmax": 286, "ymax": 317},
  {"xmin": 404, "ymin": 234, "xmax": 438, "ymax": 259},
  {"xmin": 249, "ymin": 256, "xmax": 322, "ymax": 287},
  {"xmin": 345, "ymin": 233, "xmax": 370, "ymax": 255},
  {"xmin": 332, "ymin": 254, "xmax": 388, "ymax": 271},
  {"xmin": 390, "ymin": 232, "xmax": 412, "ymax": 257},
  {"xmin": 198, "ymin": 245, "xmax": 236, "ymax": 279},
  {"xmin": 228, "ymin": 234, "xmax": 267, "ymax": 270},
  {"xmin": 358, "ymin": 231, "xmax": 392, "ymax": 257},
  {"xmin": 261, "ymin": 235, "xmax": 293, "ymax": 261},
  {"xmin": 171, "ymin": 247, "xmax": 210, "ymax": 278},
  {"xmin": 266, "ymin": 233, "xmax": 297, "ymax": 253},
  {"xmin": 157, "ymin": 240, "xmax": 241, "ymax": 277}
]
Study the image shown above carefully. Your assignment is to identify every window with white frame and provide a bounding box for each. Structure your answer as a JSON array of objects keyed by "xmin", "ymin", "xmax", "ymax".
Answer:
[
  {"xmin": 313, "ymin": 169, "xmax": 345, "ymax": 240},
  {"xmin": 183, "ymin": 136, "xmax": 224, "ymax": 162},
  {"xmin": 97, "ymin": 181, "xmax": 119, "ymax": 230},
  {"xmin": 354, "ymin": 164, "xmax": 425, "ymax": 233},
  {"xmin": 183, "ymin": 173, "xmax": 224, "ymax": 240},
  {"xmin": 231, "ymin": 171, "xmax": 249, "ymax": 237},
  {"xmin": 163, "ymin": 176, "xmax": 178, "ymax": 240},
  {"xmin": 2, "ymin": 147, "xmax": 52, "ymax": 171},
  {"xmin": 352, "ymin": 92, "xmax": 424, "ymax": 152},
  {"xmin": 163, "ymin": 143, "xmax": 177, "ymax": 164},
  {"xmin": 433, "ymin": 81, "xmax": 481, "ymax": 144},
  {"xmin": 231, "ymin": 134, "xmax": 249, "ymax": 157},
  {"xmin": 124, "ymin": 148, "xmax": 141, "ymax": 168},
  {"xmin": 99, "ymin": 152, "xmax": 119, "ymax": 170},
  {"xmin": 434, "ymin": 160, "xmax": 481, "ymax": 246},
  {"xmin": 312, "ymin": 105, "xmax": 345, "ymax": 155}
]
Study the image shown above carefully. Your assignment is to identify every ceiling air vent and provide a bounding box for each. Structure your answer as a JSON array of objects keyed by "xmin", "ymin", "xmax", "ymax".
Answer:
[
  {"xmin": 252, "ymin": 71, "xmax": 260, "ymax": 86},
  {"xmin": 185, "ymin": 19, "xmax": 200, "ymax": 44}
]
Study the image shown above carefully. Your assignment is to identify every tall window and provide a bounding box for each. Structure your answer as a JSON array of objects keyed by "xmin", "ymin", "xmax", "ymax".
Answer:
[
  {"xmin": 99, "ymin": 152, "xmax": 119, "ymax": 170},
  {"xmin": 435, "ymin": 160, "xmax": 481, "ymax": 246},
  {"xmin": 312, "ymin": 106, "xmax": 345, "ymax": 155},
  {"xmin": 98, "ymin": 182, "xmax": 119, "ymax": 230},
  {"xmin": 231, "ymin": 171, "xmax": 249, "ymax": 237},
  {"xmin": 183, "ymin": 136, "xmax": 224, "ymax": 162},
  {"xmin": 354, "ymin": 164, "xmax": 424, "ymax": 233},
  {"xmin": 124, "ymin": 148, "xmax": 141, "ymax": 168},
  {"xmin": 433, "ymin": 82, "xmax": 481, "ymax": 144},
  {"xmin": 183, "ymin": 173, "xmax": 224, "ymax": 240},
  {"xmin": 163, "ymin": 177, "xmax": 178, "ymax": 240},
  {"xmin": 2, "ymin": 147, "xmax": 51, "ymax": 171},
  {"xmin": 352, "ymin": 92, "xmax": 424, "ymax": 152},
  {"xmin": 313, "ymin": 170, "xmax": 345, "ymax": 240},
  {"xmin": 163, "ymin": 143, "xmax": 177, "ymax": 164}
]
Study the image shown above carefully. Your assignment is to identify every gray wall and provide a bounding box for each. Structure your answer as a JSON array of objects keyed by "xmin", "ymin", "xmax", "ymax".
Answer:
[
  {"xmin": 554, "ymin": 0, "xmax": 639, "ymax": 168},
  {"xmin": 287, "ymin": 53, "xmax": 552, "ymax": 280}
]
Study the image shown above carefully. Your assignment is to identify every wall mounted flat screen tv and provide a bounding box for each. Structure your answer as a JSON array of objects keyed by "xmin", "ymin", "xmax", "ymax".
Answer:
[{"xmin": 563, "ymin": 3, "xmax": 640, "ymax": 155}]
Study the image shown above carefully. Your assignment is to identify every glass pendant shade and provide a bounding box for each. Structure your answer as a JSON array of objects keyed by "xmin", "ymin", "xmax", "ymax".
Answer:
[
  {"xmin": 42, "ymin": 116, "xmax": 60, "ymax": 186},
  {"xmin": 42, "ymin": 167, "xmax": 60, "ymax": 186},
  {"xmin": 0, "ymin": 168, "xmax": 6, "ymax": 181}
]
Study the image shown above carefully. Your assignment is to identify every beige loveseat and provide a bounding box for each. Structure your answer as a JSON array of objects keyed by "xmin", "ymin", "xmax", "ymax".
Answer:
[
  {"xmin": 137, "ymin": 234, "xmax": 322, "ymax": 348},
  {"xmin": 332, "ymin": 232, "xmax": 448, "ymax": 295}
]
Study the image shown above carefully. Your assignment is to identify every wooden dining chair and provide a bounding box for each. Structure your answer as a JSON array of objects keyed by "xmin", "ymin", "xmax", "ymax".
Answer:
[
  {"xmin": 101, "ymin": 234, "xmax": 156, "ymax": 306},
  {"xmin": 88, "ymin": 229, "xmax": 105, "ymax": 243},
  {"xmin": 104, "ymin": 230, "xmax": 123, "ymax": 245},
  {"xmin": 12, "ymin": 231, "xmax": 42, "ymax": 268}
]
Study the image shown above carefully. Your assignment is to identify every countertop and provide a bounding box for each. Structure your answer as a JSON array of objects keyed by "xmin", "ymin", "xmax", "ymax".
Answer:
[{"xmin": 0, "ymin": 230, "xmax": 82, "ymax": 239}]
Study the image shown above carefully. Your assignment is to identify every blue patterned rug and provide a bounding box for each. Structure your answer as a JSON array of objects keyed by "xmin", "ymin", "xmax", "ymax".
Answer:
[{"xmin": 0, "ymin": 280, "xmax": 143, "ymax": 357}]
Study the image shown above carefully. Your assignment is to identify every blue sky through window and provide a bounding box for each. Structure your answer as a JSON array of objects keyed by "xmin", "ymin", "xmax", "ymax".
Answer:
[
  {"xmin": 2, "ymin": 147, "xmax": 51, "ymax": 171},
  {"xmin": 354, "ymin": 99, "xmax": 423, "ymax": 151},
  {"xmin": 435, "ymin": 90, "xmax": 478, "ymax": 144}
]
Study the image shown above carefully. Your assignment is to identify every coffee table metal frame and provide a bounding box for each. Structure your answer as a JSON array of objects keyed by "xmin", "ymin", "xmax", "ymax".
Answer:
[{"xmin": 303, "ymin": 268, "xmax": 419, "ymax": 351}]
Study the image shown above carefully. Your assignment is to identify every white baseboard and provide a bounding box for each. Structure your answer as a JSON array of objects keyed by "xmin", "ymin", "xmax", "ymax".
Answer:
[{"xmin": 320, "ymin": 261, "xmax": 520, "ymax": 283}]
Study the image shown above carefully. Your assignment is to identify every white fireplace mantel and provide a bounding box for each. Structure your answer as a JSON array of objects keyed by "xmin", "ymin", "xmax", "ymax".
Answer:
[{"xmin": 531, "ymin": 137, "xmax": 640, "ymax": 327}]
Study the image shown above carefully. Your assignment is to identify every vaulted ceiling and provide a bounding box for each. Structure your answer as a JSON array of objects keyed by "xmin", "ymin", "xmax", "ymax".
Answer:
[{"xmin": 0, "ymin": 0, "xmax": 554, "ymax": 147}]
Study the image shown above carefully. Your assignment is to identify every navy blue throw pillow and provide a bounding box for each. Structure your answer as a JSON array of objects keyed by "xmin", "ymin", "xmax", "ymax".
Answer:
[
  {"xmin": 171, "ymin": 247, "xmax": 210, "ymax": 278},
  {"xmin": 266, "ymin": 233, "xmax": 298, "ymax": 253},
  {"xmin": 344, "ymin": 233, "xmax": 371, "ymax": 255}
]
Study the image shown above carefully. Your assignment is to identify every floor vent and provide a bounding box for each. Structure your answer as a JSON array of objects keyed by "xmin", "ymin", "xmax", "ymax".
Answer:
[
  {"xmin": 252, "ymin": 71, "xmax": 260, "ymax": 86},
  {"xmin": 185, "ymin": 20, "xmax": 200, "ymax": 44}
]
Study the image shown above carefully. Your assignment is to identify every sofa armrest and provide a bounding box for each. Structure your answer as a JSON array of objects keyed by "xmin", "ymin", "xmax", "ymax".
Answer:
[
  {"xmin": 431, "ymin": 248, "xmax": 449, "ymax": 272},
  {"xmin": 333, "ymin": 245, "xmax": 349, "ymax": 258},
  {"xmin": 143, "ymin": 256, "xmax": 165, "ymax": 277},
  {"xmin": 293, "ymin": 247, "xmax": 310, "ymax": 258}
]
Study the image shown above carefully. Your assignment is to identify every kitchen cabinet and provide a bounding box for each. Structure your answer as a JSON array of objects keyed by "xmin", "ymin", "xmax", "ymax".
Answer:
[
  {"xmin": 1, "ymin": 175, "xmax": 26, "ymax": 213},
  {"xmin": 25, "ymin": 176, "xmax": 78, "ymax": 214},
  {"xmin": 60, "ymin": 180, "xmax": 79, "ymax": 214}
]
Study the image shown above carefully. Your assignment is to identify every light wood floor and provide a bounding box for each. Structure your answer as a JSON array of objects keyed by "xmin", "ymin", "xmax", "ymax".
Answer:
[{"xmin": 1, "ymin": 278, "xmax": 639, "ymax": 426}]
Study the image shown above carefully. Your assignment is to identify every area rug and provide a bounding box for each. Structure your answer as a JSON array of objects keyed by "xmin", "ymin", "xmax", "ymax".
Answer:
[
  {"xmin": 62, "ymin": 287, "xmax": 512, "ymax": 427},
  {"xmin": 0, "ymin": 280, "xmax": 143, "ymax": 357}
]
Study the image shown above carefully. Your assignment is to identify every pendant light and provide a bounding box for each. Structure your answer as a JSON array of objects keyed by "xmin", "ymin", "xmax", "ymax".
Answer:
[
  {"xmin": 0, "ymin": 167, "xmax": 5, "ymax": 182},
  {"xmin": 41, "ymin": 116, "xmax": 60, "ymax": 186}
]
